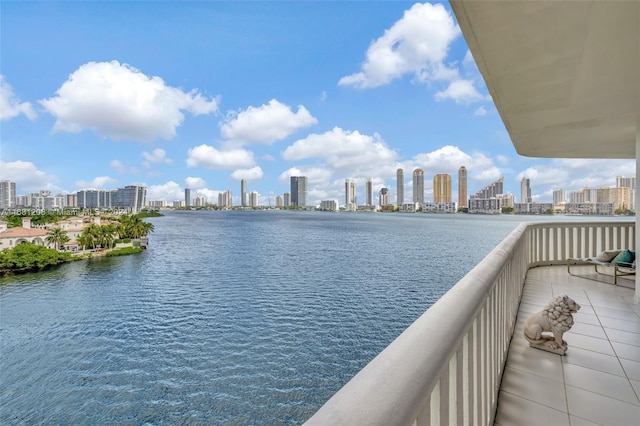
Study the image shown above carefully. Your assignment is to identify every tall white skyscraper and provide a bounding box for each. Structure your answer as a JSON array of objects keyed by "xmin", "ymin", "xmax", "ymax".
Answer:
[
  {"xmin": 520, "ymin": 177, "xmax": 532, "ymax": 203},
  {"xmin": 553, "ymin": 189, "xmax": 566, "ymax": 206},
  {"xmin": 345, "ymin": 178, "xmax": 357, "ymax": 211},
  {"xmin": 290, "ymin": 176, "xmax": 308, "ymax": 207},
  {"xmin": 241, "ymin": 179, "xmax": 247, "ymax": 207},
  {"xmin": 397, "ymin": 168, "xmax": 404, "ymax": 206},
  {"xmin": 0, "ymin": 180, "xmax": 16, "ymax": 209},
  {"xmin": 413, "ymin": 169, "xmax": 424, "ymax": 206},
  {"xmin": 365, "ymin": 178, "xmax": 373, "ymax": 207}
]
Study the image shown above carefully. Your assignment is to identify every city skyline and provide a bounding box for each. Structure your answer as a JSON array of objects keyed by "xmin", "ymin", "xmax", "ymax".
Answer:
[{"xmin": 1, "ymin": 2, "xmax": 634, "ymax": 207}]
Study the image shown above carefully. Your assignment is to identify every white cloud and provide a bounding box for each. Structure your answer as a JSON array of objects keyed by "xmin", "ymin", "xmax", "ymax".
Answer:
[
  {"xmin": 39, "ymin": 60, "xmax": 219, "ymax": 141},
  {"xmin": 142, "ymin": 148, "xmax": 173, "ymax": 168},
  {"xmin": 283, "ymin": 127, "xmax": 397, "ymax": 176},
  {"xmin": 185, "ymin": 177, "xmax": 207, "ymax": 189},
  {"xmin": 186, "ymin": 144, "xmax": 255, "ymax": 169},
  {"xmin": 473, "ymin": 106, "xmax": 487, "ymax": 116},
  {"xmin": 435, "ymin": 79, "xmax": 485, "ymax": 105},
  {"xmin": 220, "ymin": 99, "xmax": 317, "ymax": 146},
  {"xmin": 75, "ymin": 176, "xmax": 118, "ymax": 189},
  {"xmin": 110, "ymin": 160, "xmax": 127, "ymax": 174},
  {"xmin": 0, "ymin": 76, "xmax": 37, "ymax": 121},
  {"xmin": 0, "ymin": 160, "xmax": 57, "ymax": 192},
  {"xmin": 278, "ymin": 166, "xmax": 333, "ymax": 186},
  {"xmin": 338, "ymin": 3, "xmax": 460, "ymax": 89},
  {"xmin": 517, "ymin": 159, "xmax": 635, "ymax": 195},
  {"xmin": 147, "ymin": 181, "xmax": 183, "ymax": 201},
  {"xmin": 230, "ymin": 166, "xmax": 264, "ymax": 181}
]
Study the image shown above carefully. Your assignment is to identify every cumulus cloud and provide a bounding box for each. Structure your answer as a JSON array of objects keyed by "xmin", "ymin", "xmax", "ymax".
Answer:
[
  {"xmin": 146, "ymin": 181, "xmax": 183, "ymax": 202},
  {"xmin": 338, "ymin": 3, "xmax": 460, "ymax": 89},
  {"xmin": 186, "ymin": 144, "xmax": 255, "ymax": 169},
  {"xmin": 142, "ymin": 148, "xmax": 173, "ymax": 168},
  {"xmin": 230, "ymin": 166, "xmax": 264, "ymax": 181},
  {"xmin": 0, "ymin": 76, "xmax": 37, "ymax": 121},
  {"xmin": 278, "ymin": 166, "xmax": 333, "ymax": 186},
  {"xmin": 220, "ymin": 99, "xmax": 317, "ymax": 146},
  {"xmin": 39, "ymin": 60, "xmax": 219, "ymax": 141},
  {"xmin": 110, "ymin": 159, "xmax": 139, "ymax": 174},
  {"xmin": 473, "ymin": 106, "xmax": 488, "ymax": 116},
  {"xmin": 435, "ymin": 79, "xmax": 485, "ymax": 104},
  {"xmin": 282, "ymin": 127, "xmax": 397, "ymax": 175},
  {"xmin": 185, "ymin": 177, "xmax": 207, "ymax": 189},
  {"xmin": 75, "ymin": 176, "xmax": 118, "ymax": 189},
  {"xmin": 517, "ymin": 159, "xmax": 635, "ymax": 194},
  {"xmin": 0, "ymin": 160, "xmax": 57, "ymax": 192}
]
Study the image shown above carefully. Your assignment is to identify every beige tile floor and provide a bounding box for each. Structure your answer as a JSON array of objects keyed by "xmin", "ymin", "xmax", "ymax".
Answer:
[{"xmin": 494, "ymin": 265, "xmax": 640, "ymax": 426}]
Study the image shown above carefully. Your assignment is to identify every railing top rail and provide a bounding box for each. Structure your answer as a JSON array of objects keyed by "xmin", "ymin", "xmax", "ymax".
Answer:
[{"xmin": 305, "ymin": 222, "xmax": 529, "ymax": 425}]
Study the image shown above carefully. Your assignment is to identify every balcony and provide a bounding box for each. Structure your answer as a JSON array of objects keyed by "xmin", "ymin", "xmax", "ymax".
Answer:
[{"xmin": 306, "ymin": 221, "xmax": 639, "ymax": 425}]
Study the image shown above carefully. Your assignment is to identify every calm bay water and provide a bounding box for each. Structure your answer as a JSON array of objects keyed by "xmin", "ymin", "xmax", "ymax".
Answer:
[{"xmin": 0, "ymin": 211, "xmax": 580, "ymax": 424}]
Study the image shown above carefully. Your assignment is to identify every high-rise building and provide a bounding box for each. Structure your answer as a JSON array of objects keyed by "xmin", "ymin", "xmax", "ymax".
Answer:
[
  {"xmin": 616, "ymin": 176, "xmax": 636, "ymax": 189},
  {"xmin": 397, "ymin": 168, "xmax": 404, "ymax": 206},
  {"xmin": 194, "ymin": 195, "xmax": 206, "ymax": 206},
  {"xmin": 458, "ymin": 166, "xmax": 467, "ymax": 208},
  {"xmin": 290, "ymin": 176, "xmax": 308, "ymax": 207},
  {"xmin": 365, "ymin": 178, "xmax": 373, "ymax": 207},
  {"xmin": 345, "ymin": 178, "xmax": 357, "ymax": 211},
  {"xmin": 185, "ymin": 188, "xmax": 191, "ymax": 207},
  {"xmin": 520, "ymin": 177, "xmax": 532, "ymax": 203},
  {"xmin": 379, "ymin": 187, "xmax": 390, "ymax": 206},
  {"xmin": 472, "ymin": 177, "xmax": 504, "ymax": 199},
  {"xmin": 276, "ymin": 196, "xmax": 283, "ymax": 208},
  {"xmin": 218, "ymin": 190, "xmax": 232, "ymax": 207},
  {"xmin": 283, "ymin": 192, "xmax": 290, "ymax": 207},
  {"xmin": 249, "ymin": 191, "xmax": 259, "ymax": 207},
  {"xmin": 241, "ymin": 179, "xmax": 247, "ymax": 207},
  {"xmin": 413, "ymin": 169, "xmax": 424, "ymax": 206},
  {"xmin": 553, "ymin": 189, "xmax": 566, "ymax": 206},
  {"xmin": 115, "ymin": 185, "xmax": 147, "ymax": 213},
  {"xmin": 433, "ymin": 174, "xmax": 452, "ymax": 203},
  {"xmin": 0, "ymin": 180, "xmax": 17, "ymax": 209}
]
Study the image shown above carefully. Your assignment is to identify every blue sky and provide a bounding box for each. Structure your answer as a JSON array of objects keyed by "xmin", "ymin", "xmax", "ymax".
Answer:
[{"xmin": 1, "ymin": 1, "xmax": 634, "ymax": 206}]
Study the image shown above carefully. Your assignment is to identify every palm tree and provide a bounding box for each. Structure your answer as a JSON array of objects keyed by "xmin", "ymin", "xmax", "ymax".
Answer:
[
  {"xmin": 126, "ymin": 215, "xmax": 154, "ymax": 238},
  {"xmin": 78, "ymin": 224, "xmax": 102, "ymax": 250},
  {"xmin": 45, "ymin": 227, "xmax": 70, "ymax": 251},
  {"xmin": 98, "ymin": 224, "xmax": 118, "ymax": 249}
]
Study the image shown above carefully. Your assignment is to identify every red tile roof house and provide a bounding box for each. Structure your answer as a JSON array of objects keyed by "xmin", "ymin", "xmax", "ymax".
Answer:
[{"xmin": 0, "ymin": 217, "xmax": 52, "ymax": 250}]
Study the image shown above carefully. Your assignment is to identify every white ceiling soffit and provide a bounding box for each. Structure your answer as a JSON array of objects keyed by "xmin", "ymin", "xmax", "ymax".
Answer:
[{"xmin": 450, "ymin": 1, "xmax": 640, "ymax": 159}]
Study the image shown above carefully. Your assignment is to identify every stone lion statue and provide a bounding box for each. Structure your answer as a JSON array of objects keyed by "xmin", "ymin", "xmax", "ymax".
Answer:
[{"xmin": 523, "ymin": 294, "xmax": 581, "ymax": 355}]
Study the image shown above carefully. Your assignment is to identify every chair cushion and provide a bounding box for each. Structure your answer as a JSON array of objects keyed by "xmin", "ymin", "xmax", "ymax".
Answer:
[
  {"xmin": 596, "ymin": 250, "xmax": 621, "ymax": 262},
  {"xmin": 611, "ymin": 249, "xmax": 635, "ymax": 266}
]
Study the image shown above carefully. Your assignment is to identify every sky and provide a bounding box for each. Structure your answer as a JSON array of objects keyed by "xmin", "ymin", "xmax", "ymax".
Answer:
[{"xmin": 1, "ymin": 1, "xmax": 635, "ymax": 206}]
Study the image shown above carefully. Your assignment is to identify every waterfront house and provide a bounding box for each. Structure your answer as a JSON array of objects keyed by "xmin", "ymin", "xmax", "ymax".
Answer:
[
  {"xmin": 308, "ymin": 2, "xmax": 639, "ymax": 425},
  {"xmin": 0, "ymin": 218, "xmax": 51, "ymax": 249}
]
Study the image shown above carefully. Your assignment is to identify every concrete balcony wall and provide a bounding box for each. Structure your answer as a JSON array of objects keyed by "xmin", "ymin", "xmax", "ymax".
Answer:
[{"xmin": 306, "ymin": 221, "xmax": 635, "ymax": 426}]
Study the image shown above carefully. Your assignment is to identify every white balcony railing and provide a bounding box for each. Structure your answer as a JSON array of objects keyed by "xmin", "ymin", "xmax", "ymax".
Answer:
[{"xmin": 305, "ymin": 221, "xmax": 635, "ymax": 426}]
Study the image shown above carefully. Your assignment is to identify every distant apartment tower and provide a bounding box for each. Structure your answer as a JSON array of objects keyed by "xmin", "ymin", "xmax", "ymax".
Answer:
[
  {"xmin": 520, "ymin": 177, "xmax": 532, "ymax": 203},
  {"xmin": 241, "ymin": 179, "xmax": 247, "ymax": 207},
  {"xmin": 0, "ymin": 180, "xmax": 16, "ymax": 209},
  {"xmin": 397, "ymin": 168, "xmax": 404, "ymax": 206},
  {"xmin": 365, "ymin": 178, "xmax": 373, "ymax": 207},
  {"xmin": 616, "ymin": 176, "xmax": 636, "ymax": 189},
  {"xmin": 433, "ymin": 174, "xmax": 452, "ymax": 203},
  {"xmin": 249, "ymin": 191, "xmax": 259, "ymax": 207},
  {"xmin": 345, "ymin": 178, "xmax": 357, "ymax": 211},
  {"xmin": 413, "ymin": 169, "xmax": 424, "ymax": 206},
  {"xmin": 283, "ymin": 192, "xmax": 291, "ymax": 207},
  {"xmin": 276, "ymin": 196, "xmax": 283, "ymax": 207},
  {"xmin": 473, "ymin": 177, "xmax": 504, "ymax": 199},
  {"xmin": 194, "ymin": 195, "xmax": 206, "ymax": 206},
  {"xmin": 290, "ymin": 176, "xmax": 308, "ymax": 207},
  {"xmin": 185, "ymin": 188, "xmax": 191, "ymax": 207},
  {"xmin": 115, "ymin": 185, "xmax": 146, "ymax": 213},
  {"xmin": 379, "ymin": 187, "xmax": 390, "ymax": 206},
  {"xmin": 553, "ymin": 189, "xmax": 566, "ymax": 206},
  {"xmin": 458, "ymin": 166, "xmax": 467, "ymax": 208},
  {"xmin": 218, "ymin": 190, "xmax": 232, "ymax": 208}
]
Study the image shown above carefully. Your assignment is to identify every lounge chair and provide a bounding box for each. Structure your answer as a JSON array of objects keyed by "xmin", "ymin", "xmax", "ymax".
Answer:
[{"xmin": 567, "ymin": 249, "xmax": 635, "ymax": 285}]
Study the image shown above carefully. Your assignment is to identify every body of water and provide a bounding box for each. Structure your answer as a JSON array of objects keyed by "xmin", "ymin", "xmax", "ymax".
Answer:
[{"xmin": 0, "ymin": 211, "xmax": 607, "ymax": 424}]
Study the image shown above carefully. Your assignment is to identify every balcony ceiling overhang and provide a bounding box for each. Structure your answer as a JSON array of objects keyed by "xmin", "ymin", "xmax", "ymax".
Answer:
[{"xmin": 450, "ymin": 1, "xmax": 640, "ymax": 159}]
